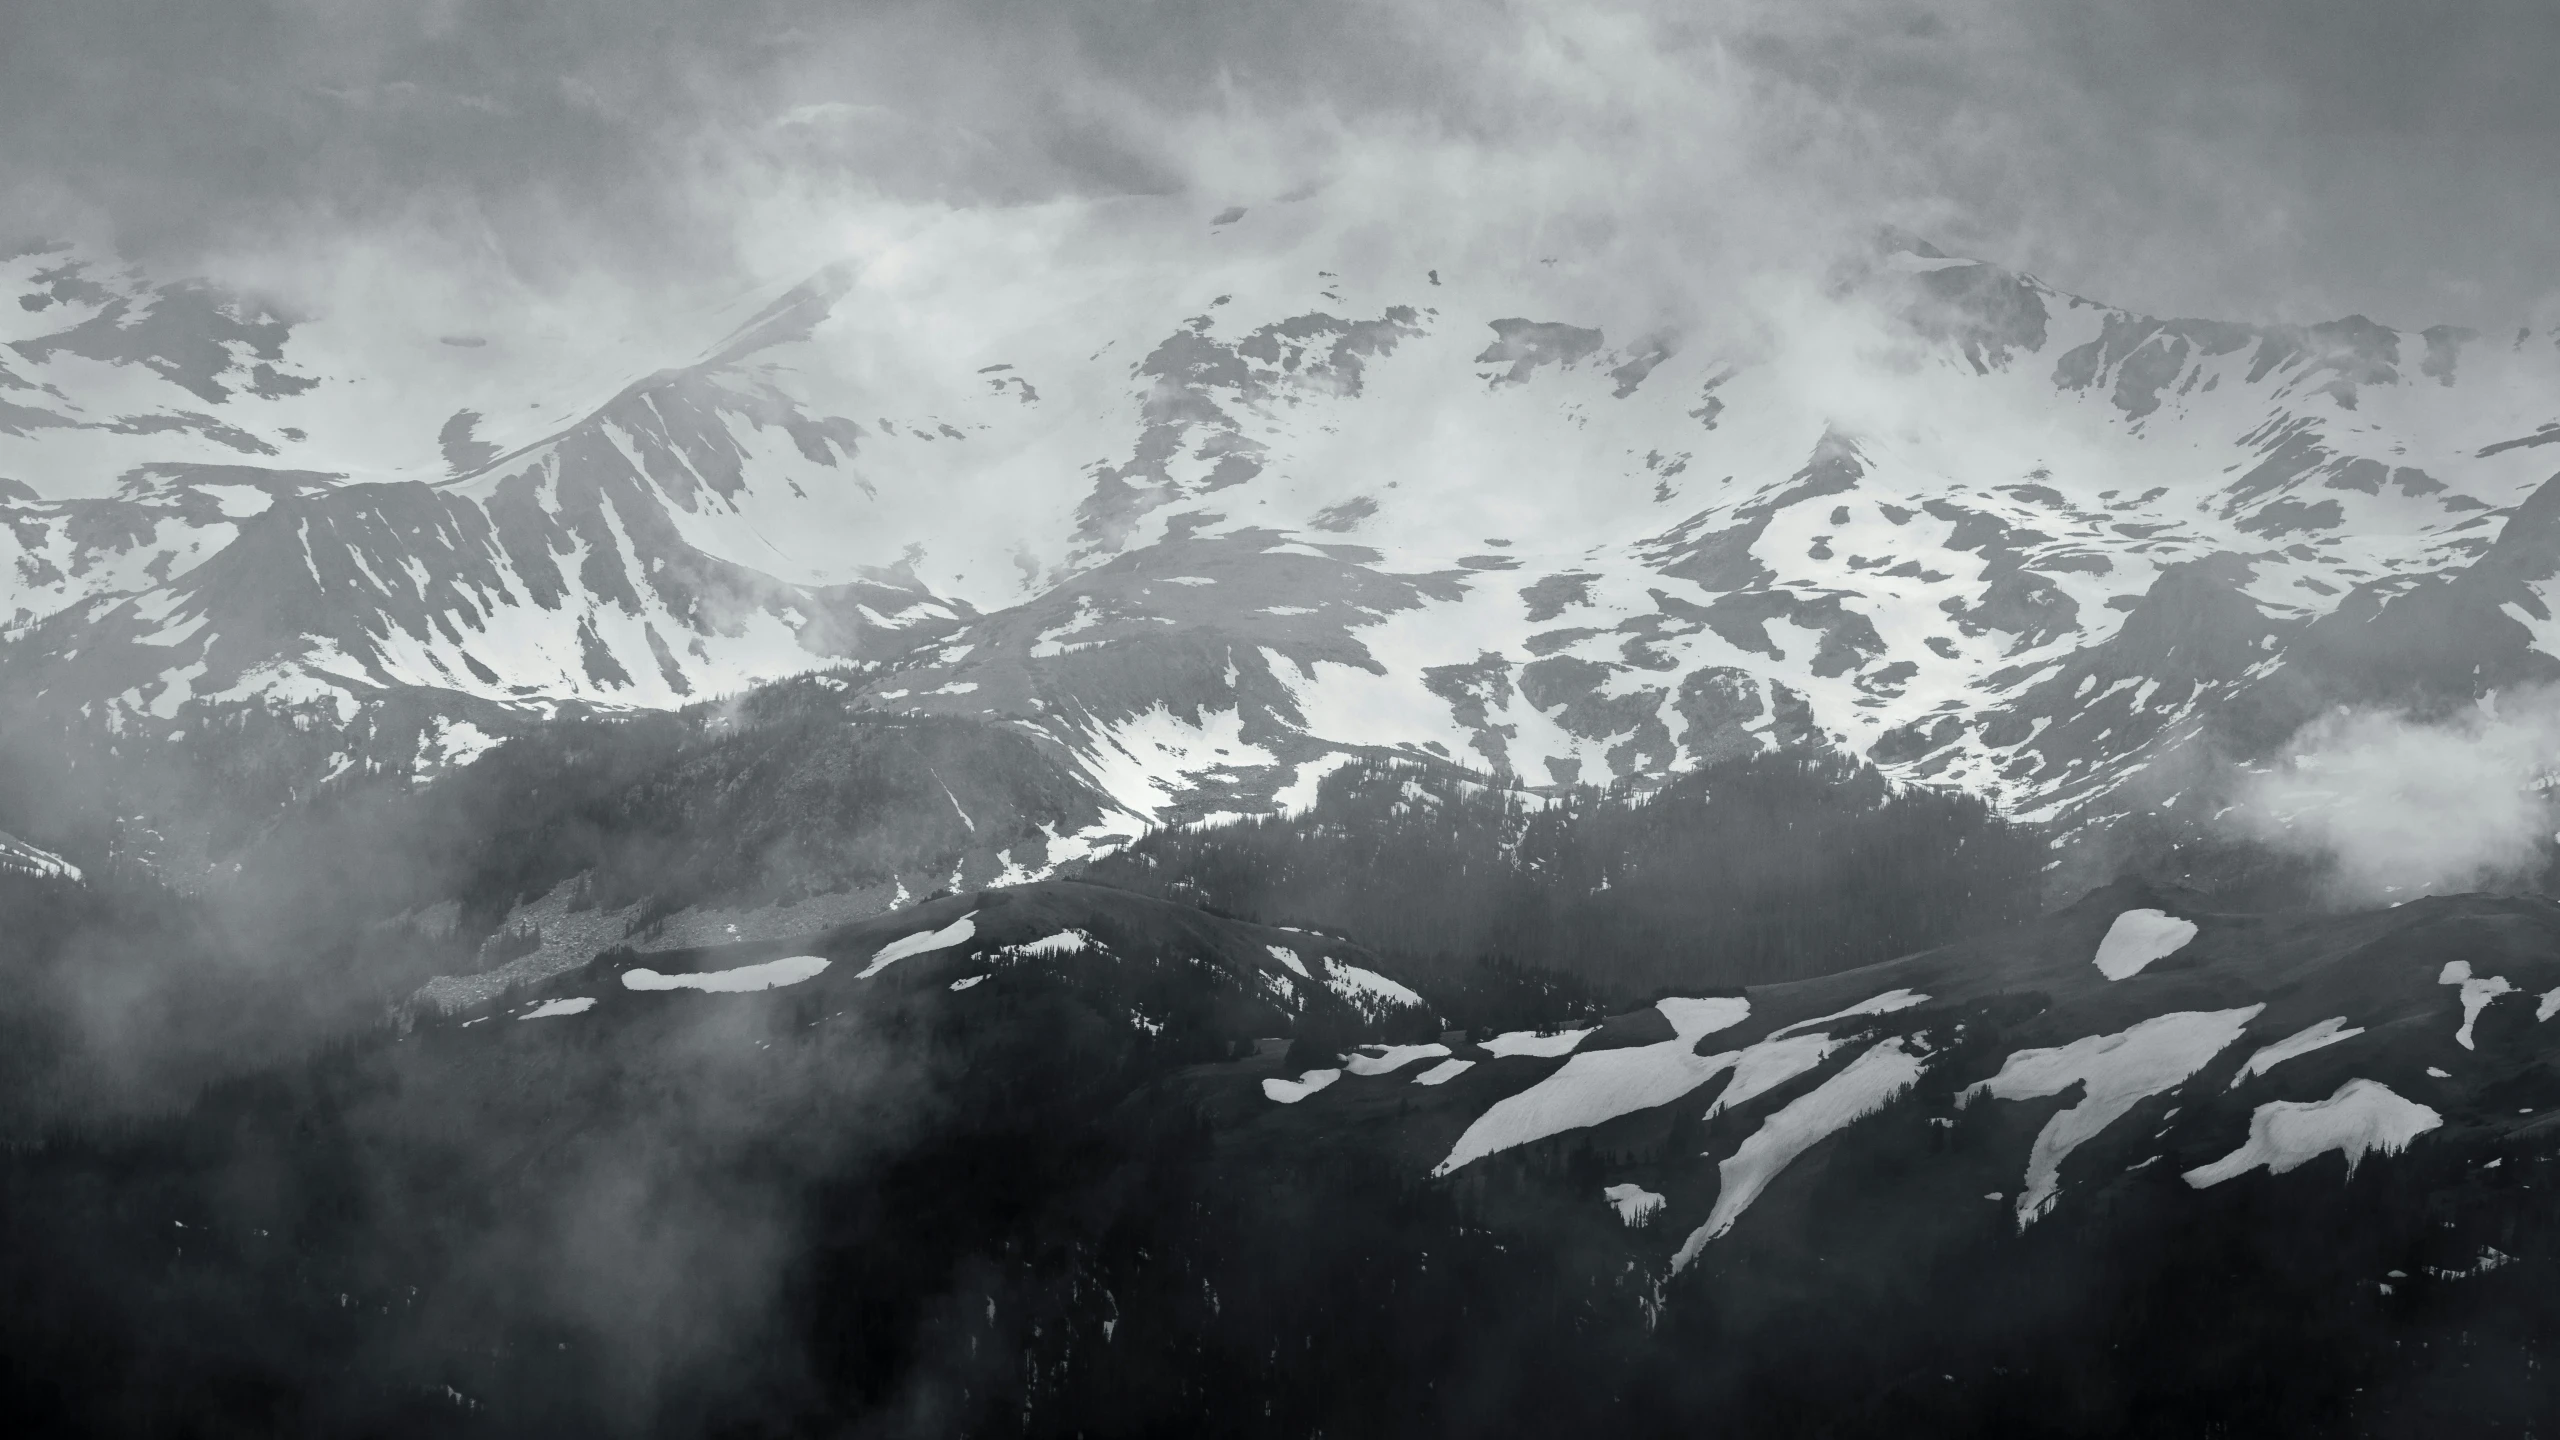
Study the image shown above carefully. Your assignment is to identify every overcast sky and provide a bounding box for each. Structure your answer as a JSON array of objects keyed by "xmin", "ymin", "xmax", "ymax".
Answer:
[{"xmin": 6, "ymin": 0, "xmax": 2557, "ymax": 331}]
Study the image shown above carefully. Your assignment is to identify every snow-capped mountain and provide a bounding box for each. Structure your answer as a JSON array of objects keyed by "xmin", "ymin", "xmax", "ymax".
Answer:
[{"xmin": 9, "ymin": 216, "xmax": 2560, "ymax": 850}]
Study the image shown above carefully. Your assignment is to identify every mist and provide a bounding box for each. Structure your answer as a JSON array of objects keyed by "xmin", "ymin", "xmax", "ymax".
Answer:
[
  {"xmin": 10, "ymin": 4, "xmax": 2560, "ymax": 1433},
  {"xmin": 2233, "ymin": 688, "xmax": 2560, "ymax": 904},
  {"xmin": 13, "ymin": 0, "xmax": 2560, "ymax": 361}
]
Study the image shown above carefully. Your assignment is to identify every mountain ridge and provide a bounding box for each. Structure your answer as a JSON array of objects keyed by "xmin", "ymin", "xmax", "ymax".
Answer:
[{"xmin": 9, "ymin": 216, "xmax": 2560, "ymax": 884}]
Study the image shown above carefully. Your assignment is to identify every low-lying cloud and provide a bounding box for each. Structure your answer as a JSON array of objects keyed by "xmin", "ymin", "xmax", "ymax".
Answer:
[{"xmin": 2234, "ymin": 689, "xmax": 2560, "ymax": 903}]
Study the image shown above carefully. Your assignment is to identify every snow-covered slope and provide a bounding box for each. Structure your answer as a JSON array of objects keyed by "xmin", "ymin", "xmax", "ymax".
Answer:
[
  {"xmin": 0, "ymin": 827, "xmax": 81, "ymax": 882},
  {"xmin": 9, "ymin": 217, "xmax": 2560, "ymax": 841}
]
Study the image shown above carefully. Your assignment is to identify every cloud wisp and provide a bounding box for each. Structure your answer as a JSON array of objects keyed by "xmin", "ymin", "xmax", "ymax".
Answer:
[{"xmin": 2232, "ymin": 689, "xmax": 2560, "ymax": 904}]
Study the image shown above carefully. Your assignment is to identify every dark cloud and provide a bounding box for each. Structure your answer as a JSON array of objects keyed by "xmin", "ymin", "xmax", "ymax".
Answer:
[
  {"xmin": 4, "ymin": 0, "xmax": 2555, "ymax": 326},
  {"xmin": 1735, "ymin": 0, "xmax": 2560, "ymax": 325}
]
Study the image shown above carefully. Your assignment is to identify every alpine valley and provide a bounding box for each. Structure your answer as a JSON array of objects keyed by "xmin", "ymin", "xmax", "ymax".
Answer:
[{"xmin": 10, "ymin": 197, "xmax": 2560, "ymax": 1438}]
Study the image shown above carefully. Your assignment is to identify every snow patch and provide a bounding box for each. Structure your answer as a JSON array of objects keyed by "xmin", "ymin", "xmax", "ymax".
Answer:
[
  {"xmin": 1263, "ymin": 1068, "xmax": 1341, "ymax": 1104},
  {"xmin": 1266, "ymin": 944, "xmax": 1309, "ymax": 977},
  {"xmin": 1703, "ymin": 1032, "xmax": 1844, "ymax": 1119},
  {"xmin": 0, "ymin": 831, "xmax": 82, "ymax": 882},
  {"xmin": 1769, "ymin": 988, "xmax": 1930, "ymax": 1038},
  {"xmin": 2184, "ymin": 1079, "xmax": 2441, "ymax": 1187},
  {"xmin": 2231, "ymin": 1016, "xmax": 2365, "ymax": 1087},
  {"xmin": 1673, "ymin": 1036, "xmax": 1931, "ymax": 1268},
  {"xmin": 2427, "ymin": 1246, "xmax": 2518, "ymax": 1282},
  {"xmin": 2093, "ymin": 908, "xmax": 2197, "ymax": 980},
  {"xmin": 1324, "ymin": 958, "xmax": 1426, "ymax": 1011},
  {"xmin": 1345, "ymin": 1042, "xmax": 1449, "ymax": 1076},
  {"xmin": 2439, "ymin": 960, "xmax": 2516, "ymax": 1049},
  {"xmin": 1412, "ymin": 1058, "xmax": 1476, "ymax": 1086},
  {"xmin": 1604, "ymin": 1183, "xmax": 1667, "ymax": 1228},
  {"xmin": 1965, "ymin": 1005, "xmax": 2263, "ymax": 1228},
  {"xmin": 519, "ymin": 996, "xmax": 596, "ymax": 1018},
  {"xmin": 1435, "ymin": 1029, "xmax": 1743, "ymax": 1176},
  {"xmin": 1656, "ymin": 995, "xmax": 1752, "ymax": 1041},
  {"xmin": 858, "ymin": 914, "xmax": 978, "ymax": 977},
  {"xmin": 1482, "ymin": 1027, "xmax": 1594, "ymax": 1058},
  {"xmin": 621, "ymin": 955, "xmax": 832, "ymax": 993}
]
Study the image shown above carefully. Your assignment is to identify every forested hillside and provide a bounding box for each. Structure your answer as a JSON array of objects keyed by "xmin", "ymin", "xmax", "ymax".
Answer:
[{"xmin": 1084, "ymin": 753, "xmax": 2048, "ymax": 1004}]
